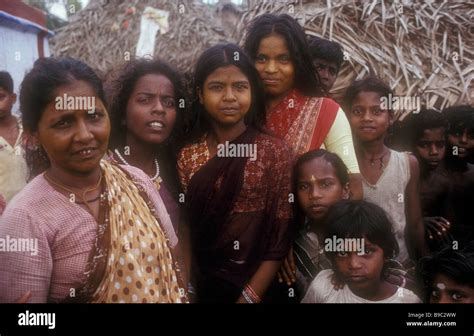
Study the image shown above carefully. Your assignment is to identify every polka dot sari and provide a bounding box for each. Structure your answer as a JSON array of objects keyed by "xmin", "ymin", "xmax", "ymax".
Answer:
[{"xmin": 89, "ymin": 161, "xmax": 188, "ymax": 303}]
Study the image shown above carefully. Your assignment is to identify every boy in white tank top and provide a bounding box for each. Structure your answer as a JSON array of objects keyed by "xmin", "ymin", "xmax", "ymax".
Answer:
[{"xmin": 342, "ymin": 76, "xmax": 428, "ymax": 265}]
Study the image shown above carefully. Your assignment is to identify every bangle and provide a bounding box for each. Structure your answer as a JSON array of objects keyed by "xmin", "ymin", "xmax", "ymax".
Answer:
[
  {"xmin": 243, "ymin": 284, "xmax": 261, "ymax": 303},
  {"xmin": 241, "ymin": 289, "xmax": 254, "ymax": 303}
]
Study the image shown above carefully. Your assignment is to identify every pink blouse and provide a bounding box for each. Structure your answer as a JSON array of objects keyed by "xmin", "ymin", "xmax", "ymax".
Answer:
[{"xmin": 0, "ymin": 164, "xmax": 177, "ymax": 303}]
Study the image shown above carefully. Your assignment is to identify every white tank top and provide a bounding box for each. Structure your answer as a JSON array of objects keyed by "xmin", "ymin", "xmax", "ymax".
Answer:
[{"xmin": 362, "ymin": 150, "xmax": 411, "ymax": 263}]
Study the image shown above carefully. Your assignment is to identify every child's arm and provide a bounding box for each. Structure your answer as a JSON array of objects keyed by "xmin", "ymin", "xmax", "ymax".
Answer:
[{"xmin": 405, "ymin": 154, "xmax": 429, "ymax": 259}]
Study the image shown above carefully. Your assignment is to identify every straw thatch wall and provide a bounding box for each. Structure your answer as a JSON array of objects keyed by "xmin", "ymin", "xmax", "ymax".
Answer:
[{"xmin": 50, "ymin": 0, "xmax": 473, "ymax": 118}]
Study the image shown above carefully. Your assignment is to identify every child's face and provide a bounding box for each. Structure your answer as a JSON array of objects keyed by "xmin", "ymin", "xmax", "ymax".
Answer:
[
  {"xmin": 0, "ymin": 88, "xmax": 16, "ymax": 119},
  {"xmin": 430, "ymin": 273, "xmax": 474, "ymax": 303},
  {"xmin": 447, "ymin": 126, "xmax": 474, "ymax": 159},
  {"xmin": 333, "ymin": 239, "xmax": 386, "ymax": 294},
  {"xmin": 199, "ymin": 65, "xmax": 251, "ymax": 129},
  {"xmin": 415, "ymin": 127, "xmax": 446, "ymax": 169},
  {"xmin": 125, "ymin": 74, "xmax": 177, "ymax": 146},
  {"xmin": 254, "ymin": 34, "xmax": 295, "ymax": 99},
  {"xmin": 347, "ymin": 91, "xmax": 392, "ymax": 143},
  {"xmin": 313, "ymin": 58, "xmax": 338, "ymax": 92},
  {"xmin": 297, "ymin": 156, "xmax": 349, "ymax": 222}
]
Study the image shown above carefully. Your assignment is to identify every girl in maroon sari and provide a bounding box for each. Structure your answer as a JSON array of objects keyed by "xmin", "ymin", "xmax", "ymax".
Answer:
[{"xmin": 177, "ymin": 44, "xmax": 293, "ymax": 303}]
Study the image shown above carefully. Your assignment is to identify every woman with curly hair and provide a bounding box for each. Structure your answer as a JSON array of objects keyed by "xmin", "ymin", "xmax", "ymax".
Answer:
[{"xmin": 106, "ymin": 58, "xmax": 188, "ymax": 233}]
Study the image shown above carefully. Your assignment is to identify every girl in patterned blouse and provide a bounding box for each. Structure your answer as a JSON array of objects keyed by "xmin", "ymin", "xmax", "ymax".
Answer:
[{"xmin": 178, "ymin": 43, "xmax": 293, "ymax": 303}]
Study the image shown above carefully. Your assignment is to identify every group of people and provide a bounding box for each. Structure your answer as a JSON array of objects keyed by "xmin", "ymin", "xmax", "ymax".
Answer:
[{"xmin": 0, "ymin": 14, "xmax": 473, "ymax": 304}]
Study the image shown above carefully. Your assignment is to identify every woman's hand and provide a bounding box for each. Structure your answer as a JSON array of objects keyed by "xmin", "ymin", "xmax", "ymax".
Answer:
[
  {"xmin": 424, "ymin": 217, "xmax": 450, "ymax": 241},
  {"xmin": 277, "ymin": 247, "xmax": 296, "ymax": 286}
]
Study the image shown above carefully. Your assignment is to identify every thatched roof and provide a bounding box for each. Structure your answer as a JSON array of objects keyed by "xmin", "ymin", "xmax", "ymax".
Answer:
[
  {"xmin": 50, "ymin": 0, "xmax": 473, "ymax": 118},
  {"xmin": 51, "ymin": 0, "xmax": 234, "ymax": 80}
]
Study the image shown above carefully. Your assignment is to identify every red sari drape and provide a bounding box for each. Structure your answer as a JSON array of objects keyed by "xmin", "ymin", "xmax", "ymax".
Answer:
[{"xmin": 265, "ymin": 89, "xmax": 340, "ymax": 156}]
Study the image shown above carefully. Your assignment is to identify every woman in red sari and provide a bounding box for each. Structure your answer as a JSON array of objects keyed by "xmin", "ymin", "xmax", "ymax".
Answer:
[
  {"xmin": 244, "ymin": 14, "xmax": 362, "ymax": 287},
  {"xmin": 244, "ymin": 14, "xmax": 362, "ymax": 199}
]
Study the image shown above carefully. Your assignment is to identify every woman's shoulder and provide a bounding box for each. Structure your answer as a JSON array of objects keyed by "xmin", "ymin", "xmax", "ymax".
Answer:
[
  {"xmin": 176, "ymin": 137, "xmax": 209, "ymax": 175},
  {"xmin": 256, "ymin": 131, "xmax": 284, "ymax": 144},
  {"xmin": 177, "ymin": 136, "xmax": 208, "ymax": 164},
  {"xmin": 0, "ymin": 174, "xmax": 57, "ymax": 229},
  {"xmin": 118, "ymin": 163, "xmax": 150, "ymax": 185},
  {"xmin": 107, "ymin": 162, "xmax": 178, "ymax": 247},
  {"xmin": 308, "ymin": 96, "xmax": 342, "ymax": 114},
  {"xmin": 5, "ymin": 174, "xmax": 50, "ymax": 210},
  {"xmin": 101, "ymin": 161, "xmax": 156, "ymax": 196},
  {"xmin": 319, "ymin": 96, "xmax": 341, "ymax": 107},
  {"xmin": 178, "ymin": 141, "xmax": 199, "ymax": 156},
  {"xmin": 255, "ymin": 131, "xmax": 291, "ymax": 156},
  {"xmin": 179, "ymin": 135, "xmax": 207, "ymax": 153},
  {"xmin": 116, "ymin": 163, "xmax": 163, "ymax": 198}
]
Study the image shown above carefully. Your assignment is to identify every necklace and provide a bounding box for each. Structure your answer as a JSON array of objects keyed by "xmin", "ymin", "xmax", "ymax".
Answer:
[
  {"xmin": 114, "ymin": 148, "xmax": 160, "ymax": 180},
  {"xmin": 75, "ymin": 194, "xmax": 102, "ymax": 204},
  {"xmin": 44, "ymin": 171, "xmax": 103, "ymax": 217},
  {"xmin": 365, "ymin": 149, "xmax": 389, "ymax": 170}
]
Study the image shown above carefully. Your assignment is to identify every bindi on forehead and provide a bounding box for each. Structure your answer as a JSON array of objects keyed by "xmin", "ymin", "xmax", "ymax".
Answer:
[{"xmin": 435, "ymin": 282, "xmax": 446, "ymax": 290}]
